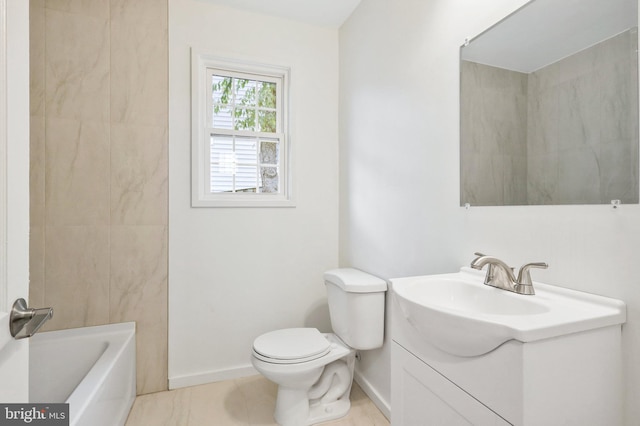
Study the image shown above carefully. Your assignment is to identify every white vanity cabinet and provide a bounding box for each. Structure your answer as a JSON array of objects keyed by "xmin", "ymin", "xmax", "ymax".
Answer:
[
  {"xmin": 390, "ymin": 288, "xmax": 624, "ymax": 426},
  {"xmin": 392, "ymin": 342, "xmax": 510, "ymax": 425}
]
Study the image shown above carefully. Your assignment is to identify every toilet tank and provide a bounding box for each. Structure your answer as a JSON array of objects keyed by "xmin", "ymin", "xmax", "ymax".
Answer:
[{"xmin": 324, "ymin": 268, "xmax": 387, "ymax": 350}]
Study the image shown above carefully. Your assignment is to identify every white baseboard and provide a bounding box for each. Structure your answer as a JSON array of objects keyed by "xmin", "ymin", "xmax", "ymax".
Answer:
[
  {"xmin": 169, "ymin": 365, "xmax": 258, "ymax": 390},
  {"xmin": 354, "ymin": 371, "xmax": 391, "ymax": 421}
]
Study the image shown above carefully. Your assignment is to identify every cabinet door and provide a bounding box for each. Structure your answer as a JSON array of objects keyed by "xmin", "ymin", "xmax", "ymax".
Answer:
[{"xmin": 392, "ymin": 343, "xmax": 511, "ymax": 426}]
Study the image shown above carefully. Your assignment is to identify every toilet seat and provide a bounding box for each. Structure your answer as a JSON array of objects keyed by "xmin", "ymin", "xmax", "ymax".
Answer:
[{"xmin": 253, "ymin": 328, "xmax": 331, "ymax": 364}]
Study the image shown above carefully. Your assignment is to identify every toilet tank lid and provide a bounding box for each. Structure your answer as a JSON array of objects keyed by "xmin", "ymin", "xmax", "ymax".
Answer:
[{"xmin": 324, "ymin": 268, "xmax": 387, "ymax": 293}]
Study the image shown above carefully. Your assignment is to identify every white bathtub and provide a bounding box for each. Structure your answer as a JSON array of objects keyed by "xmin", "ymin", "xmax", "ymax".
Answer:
[{"xmin": 29, "ymin": 322, "xmax": 136, "ymax": 426}]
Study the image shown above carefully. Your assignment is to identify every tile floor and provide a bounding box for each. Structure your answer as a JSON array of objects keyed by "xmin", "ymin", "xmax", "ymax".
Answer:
[{"xmin": 125, "ymin": 375, "xmax": 389, "ymax": 426}]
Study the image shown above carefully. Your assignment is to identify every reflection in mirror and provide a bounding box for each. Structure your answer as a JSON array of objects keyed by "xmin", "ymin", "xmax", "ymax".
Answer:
[{"xmin": 460, "ymin": 0, "xmax": 639, "ymax": 206}]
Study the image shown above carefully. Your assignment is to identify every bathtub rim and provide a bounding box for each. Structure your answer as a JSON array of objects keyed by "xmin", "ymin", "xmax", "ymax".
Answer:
[{"xmin": 30, "ymin": 322, "xmax": 136, "ymax": 425}]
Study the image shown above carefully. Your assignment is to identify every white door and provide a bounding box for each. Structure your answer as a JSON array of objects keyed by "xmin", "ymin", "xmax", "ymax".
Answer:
[{"xmin": 0, "ymin": 0, "xmax": 31, "ymax": 402}]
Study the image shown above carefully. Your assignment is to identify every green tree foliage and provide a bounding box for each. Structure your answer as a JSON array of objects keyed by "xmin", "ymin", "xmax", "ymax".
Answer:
[{"xmin": 212, "ymin": 76, "xmax": 276, "ymax": 132}]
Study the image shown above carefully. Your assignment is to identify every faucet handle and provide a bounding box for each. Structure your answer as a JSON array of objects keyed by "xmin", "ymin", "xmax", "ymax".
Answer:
[
  {"xmin": 471, "ymin": 252, "xmax": 489, "ymax": 267},
  {"xmin": 517, "ymin": 262, "xmax": 548, "ymax": 285}
]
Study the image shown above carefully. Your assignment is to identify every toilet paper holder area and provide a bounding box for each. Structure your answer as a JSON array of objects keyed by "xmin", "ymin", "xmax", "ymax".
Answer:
[{"xmin": 9, "ymin": 298, "xmax": 53, "ymax": 339}]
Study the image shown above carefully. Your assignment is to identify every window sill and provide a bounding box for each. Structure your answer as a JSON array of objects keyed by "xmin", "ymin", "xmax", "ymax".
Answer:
[{"xmin": 191, "ymin": 196, "xmax": 296, "ymax": 208}]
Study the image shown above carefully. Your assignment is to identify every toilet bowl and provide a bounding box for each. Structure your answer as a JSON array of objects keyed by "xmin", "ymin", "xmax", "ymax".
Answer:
[
  {"xmin": 251, "ymin": 268, "xmax": 387, "ymax": 426},
  {"xmin": 252, "ymin": 329, "xmax": 355, "ymax": 426}
]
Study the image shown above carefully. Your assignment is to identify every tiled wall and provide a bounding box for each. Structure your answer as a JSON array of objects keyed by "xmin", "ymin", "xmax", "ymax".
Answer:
[
  {"xmin": 29, "ymin": 0, "xmax": 168, "ymax": 395},
  {"xmin": 460, "ymin": 61, "xmax": 529, "ymax": 206},
  {"xmin": 461, "ymin": 28, "xmax": 639, "ymax": 206},
  {"xmin": 527, "ymin": 29, "xmax": 639, "ymax": 204}
]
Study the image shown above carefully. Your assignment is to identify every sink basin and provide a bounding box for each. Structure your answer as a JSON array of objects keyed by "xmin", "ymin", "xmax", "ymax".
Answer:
[
  {"xmin": 406, "ymin": 276, "xmax": 550, "ymax": 316},
  {"xmin": 391, "ymin": 268, "xmax": 626, "ymax": 357}
]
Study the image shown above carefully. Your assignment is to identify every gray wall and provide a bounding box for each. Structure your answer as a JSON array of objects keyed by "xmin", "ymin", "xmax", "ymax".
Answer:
[
  {"xmin": 461, "ymin": 61, "xmax": 528, "ymax": 205},
  {"xmin": 461, "ymin": 29, "xmax": 639, "ymax": 205},
  {"xmin": 527, "ymin": 29, "xmax": 639, "ymax": 204}
]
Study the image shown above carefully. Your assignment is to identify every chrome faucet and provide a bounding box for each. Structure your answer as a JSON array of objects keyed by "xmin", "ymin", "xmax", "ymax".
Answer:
[{"xmin": 470, "ymin": 252, "xmax": 548, "ymax": 295}]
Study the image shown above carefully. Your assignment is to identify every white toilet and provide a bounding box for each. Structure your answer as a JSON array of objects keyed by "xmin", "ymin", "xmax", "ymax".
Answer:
[{"xmin": 251, "ymin": 268, "xmax": 387, "ymax": 426}]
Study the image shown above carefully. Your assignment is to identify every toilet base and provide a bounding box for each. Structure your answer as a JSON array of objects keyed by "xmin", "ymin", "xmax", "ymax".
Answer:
[
  {"xmin": 253, "ymin": 333, "xmax": 357, "ymax": 426},
  {"xmin": 273, "ymin": 338, "xmax": 356, "ymax": 425},
  {"xmin": 308, "ymin": 398, "xmax": 351, "ymax": 425},
  {"xmin": 273, "ymin": 375, "xmax": 354, "ymax": 426},
  {"xmin": 274, "ymin": 387, "xmax": 314, "ymax": 426}
]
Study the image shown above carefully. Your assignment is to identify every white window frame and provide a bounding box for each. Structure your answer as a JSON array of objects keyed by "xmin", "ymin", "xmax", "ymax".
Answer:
[{"xmin": 191, "ymin": 49, "xmax": 293, "ymax": 207}]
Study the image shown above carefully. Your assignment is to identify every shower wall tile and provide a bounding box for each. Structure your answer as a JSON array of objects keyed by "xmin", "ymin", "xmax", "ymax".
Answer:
[
  {"xmin": 30, "ymin": 1, "xmax": 45, "ymax": 117},
  {"xmin": 30, "ymin": 0, "xmax": 168, "ymax": 395},
  {"xmin": 111, "ymin": 124, "xmax": 168, "ymax": 226},
  {"xmin": 45, "ymin": 118, "xmax": 110, "ymax": 226},
  {"xmin": 43, "ymin": 225, "xmax": 110, "ymax": 331},
  {"xmin": 110, "ymin": 0, "xmax": 168, "ymax": 126},
  {"xmin": 45, "ymin": 0, "xmax": 110, "ymax": 18},
  {"xmin": 30, "ymin": 0, "xmax": 46, "ymax": 312},
  {"xmin": 461, "ymin": 152, "xmax": 504, "ymax": 206},
  {"xmin": 30, "ymin": 116, "xmax": 45, "ymax": 227},
  {"xmin": 132, "ymin": 311, "xmax": 169, "ymax": 395},
  {"xmin": 465, "ymin": 29, "xmax": 638, "ymax": 206},
  {"xmin": 110, "ymin": 226, "xmax": 168, "ymax": 394},
  {"xmin": 527, "ymin": 150, "xmax": 559, "ymax": 205},
  {"xmin": 45, "ymin": 8, "xmax": 110, "ymax": 122},
  {"xmin": 527, "ymin": 29, "xmax": 639, "ymax": 204},
  {"xmin": 601, "ymin": 57, "xmax": 637, "ymax": 142},
  {"xmin": 555, "ymin": 147, "xmax": 601, "ymax": 204},
  {"xmin": 526, "ymin": 80, "xmax": 559, "ymax": 156},
  {"xmin": 504, "ymin": 154, "xmax": 528, "ymax": 205},
  {"xmin": 29, "ymin": 226, "xmax": 45, "ymax": 310},
  {"xmin": 109, "ymin": 0, "xmax": 169, "ymax": 395},
  {"xmin": 555, "ymin": 74, "xmax": 601, "ymax": 149},
  {"xmin": 460, "ymin": 61, "xmax": 528, "ymax": 206},
  {"xmin": 599, "ymin": 139, "xmax": 639, "ymax": 202}
]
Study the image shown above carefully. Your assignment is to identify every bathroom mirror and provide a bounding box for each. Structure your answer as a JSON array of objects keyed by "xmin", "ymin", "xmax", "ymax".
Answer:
[{"xmin": 460, "ymin": 0, "xmax": 639, "ymax": 206}]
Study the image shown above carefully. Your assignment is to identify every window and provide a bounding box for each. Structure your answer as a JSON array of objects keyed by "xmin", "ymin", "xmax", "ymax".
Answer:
[{"xmin": 192, "ymin": 51, "xmax": 292, "ymax": 207}]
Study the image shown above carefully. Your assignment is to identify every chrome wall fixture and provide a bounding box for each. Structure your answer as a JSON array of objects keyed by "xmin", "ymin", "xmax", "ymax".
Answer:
[{"xmin": 10, "ymin": 298, "xmax": 53, "ymax": 339}]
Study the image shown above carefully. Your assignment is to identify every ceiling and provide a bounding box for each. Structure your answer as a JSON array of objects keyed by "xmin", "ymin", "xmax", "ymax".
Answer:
[
  {"xmin": 200, "ymin": 0, "xmax": 362, "ymax": 28},
  {"xmin": 461, "ymin": 0, "xmax": 637, "ymax": 73}
]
